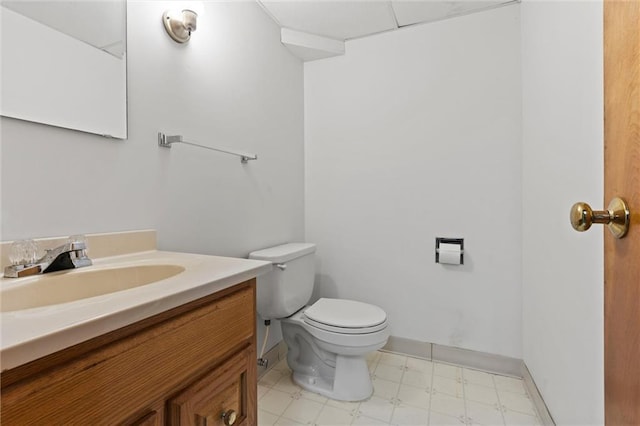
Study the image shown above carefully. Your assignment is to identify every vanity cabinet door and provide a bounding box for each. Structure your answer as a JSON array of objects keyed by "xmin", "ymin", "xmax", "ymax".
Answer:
[{"xmin": 167, "ymin": 346, "xmax": 256, "ymax": 426}]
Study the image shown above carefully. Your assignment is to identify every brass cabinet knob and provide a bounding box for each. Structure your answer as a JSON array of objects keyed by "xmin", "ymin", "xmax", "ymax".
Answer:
[
  {"xmin": 221, "ymin": 409, "xmax": 237, "ymax": 426},
  {"xmin": 570, "ymin": 197, "xmax": 630, "ymax": 238}
]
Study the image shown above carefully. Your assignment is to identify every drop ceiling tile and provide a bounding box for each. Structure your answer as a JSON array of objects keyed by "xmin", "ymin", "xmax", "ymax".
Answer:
[
  {"xmin": 392, "ymin": 0, "xmax": 508, "ymax": 27},
  {"xmin": 259, "ymin": 1, "xmax": 397, "ymax": 41}
]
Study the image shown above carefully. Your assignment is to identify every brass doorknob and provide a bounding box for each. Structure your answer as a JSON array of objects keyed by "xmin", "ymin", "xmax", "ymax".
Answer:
[
  {"xmin": 221, "ymin": 409, "xmax": 237, "ymax": 426},
  {"xmin": 570, "ymin": 197, "xmax": 630, "ymax": 238}
]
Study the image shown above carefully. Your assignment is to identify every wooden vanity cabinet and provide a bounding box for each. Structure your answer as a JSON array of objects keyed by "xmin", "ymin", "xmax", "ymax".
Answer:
[{"xmin": 0, "ymin": 280, "xmax": 257, "ymax": 426}]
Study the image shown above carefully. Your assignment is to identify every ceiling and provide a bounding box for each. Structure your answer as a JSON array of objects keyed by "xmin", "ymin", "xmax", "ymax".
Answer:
[{"xmin": 257, "ymin": 0, "xmax": 516, "ymax": 61}]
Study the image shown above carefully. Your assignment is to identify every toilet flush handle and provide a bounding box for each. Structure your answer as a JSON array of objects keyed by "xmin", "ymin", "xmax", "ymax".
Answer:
[{"xmin": 275, "ymin": 263, "xmax": 287, "ymax": 270}]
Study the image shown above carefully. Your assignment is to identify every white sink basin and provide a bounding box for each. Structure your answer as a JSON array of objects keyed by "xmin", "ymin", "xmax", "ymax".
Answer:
[{"xmin": 1, "ymin": 264, "xmax": 185, "ymax": 312}]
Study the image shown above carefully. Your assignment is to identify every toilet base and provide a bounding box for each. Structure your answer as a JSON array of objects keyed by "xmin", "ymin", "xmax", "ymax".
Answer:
[{"xmin": 291, "ymin": 354, "xmax": 373, "ymax": 402}]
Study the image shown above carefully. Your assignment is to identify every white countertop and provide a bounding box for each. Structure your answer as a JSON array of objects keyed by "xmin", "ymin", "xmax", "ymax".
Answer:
[{"xmin": 0, "ymin": 250, "xmax": 272, "ymax": 371}]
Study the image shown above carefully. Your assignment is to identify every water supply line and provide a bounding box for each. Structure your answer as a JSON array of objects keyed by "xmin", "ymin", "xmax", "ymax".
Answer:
[{"xmin": 257, "ymin": 320, "xmax": 271, "ymax": 367}]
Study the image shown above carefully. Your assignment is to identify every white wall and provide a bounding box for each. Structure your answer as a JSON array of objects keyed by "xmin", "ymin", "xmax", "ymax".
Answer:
[
  {"xmin": 305, "ymin": 5, "xmax": 523, "ymax": 358},
  {"xmin": 0, "ymin": 1, "xmax": 304, "ymax": 354},
  {"xmin": 521, "ymin": 1, "xmax": 604, "ymax": 424}
]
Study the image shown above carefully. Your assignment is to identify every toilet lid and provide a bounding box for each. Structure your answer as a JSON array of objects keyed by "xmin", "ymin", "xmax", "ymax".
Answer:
[{"xmin": 303, "ymin": 298, "xmax": 387, "ymax": 334}]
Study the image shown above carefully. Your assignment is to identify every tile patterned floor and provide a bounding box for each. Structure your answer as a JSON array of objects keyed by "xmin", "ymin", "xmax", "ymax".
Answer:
[{"xmin": 258, "ymin": 351, "xmax": 542, "ymax": 426}]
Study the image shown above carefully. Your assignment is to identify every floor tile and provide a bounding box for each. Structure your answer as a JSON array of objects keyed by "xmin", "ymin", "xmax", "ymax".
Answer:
[
  {"xmin": 352, "ymin": 414, "xmax": 389, "ymax": 425},
  {"xmin": 378, "ymin": 352, "xmax": 408, "ymax": 368},
  {"xmin": 260, "ymin": 389, "xmax": 294, "ymax": 416},
  {"xmin": 358, "ymin": 395, "xmax": 395, "ymax": 423},
  {"xmin": 397, "ymin": 384, "xmax": 431, "ymax": 408},
  {"xmin": 375, "ymin": 363, "xmax": 405, "ymax": 383},
  {"xmin": 275, "ymin": 417, "xmax": 307, "ymax": 426},
  {"xmin": 498, "ymin": 391, "xmax": 537, "ymax": 416},
  {"xmin": 464, "ymin": 383, "xmax": 499, "ymax": 406},
  {"xmin": 281, "ymin": 397, "xmax": 324, "ymax": 424},
  {"xmin": 391, "ymin": 403, "xmax": 430, "ymax": 425},
  {"xmin": 402, "ymin": 369, "xmax": 432, "ymax": 389},
  {"xmin": 465, "ymin": 400, "xmax": 505, "ymax": 425},
  {"xmin": 428, "ymin": 411, "xmax": 466, "ymax": 425},
  {"xmin": 463, "ymin": 369, "xmax": 496, "ymax": 388},
  {"xmin": 261, "ymin": 368, "xmax": 286, "ymax": 387},
  {"xmin": 372, "ymin": 377, "xmax": 401, "ymax": 399},
  {"xmin": 433, "ymin": 363, "xmax": 463, "ymax": 381},
  {"xmin": 429, "ymin": 392, "xmax": 466, "ymax": 419},
  {"xmin": 258, "ymin": 384, "xmax": 270, "ymax": 400},
  {"xmin": 494, "ymin": 375, "xmax": 526, "ymax": 395},
  {"xmin": 406, "ymin": 357, "xmax": 434, "ymax": 373},
  {"xmin": 273, "ymin": 374, "xmax": 301, "ymax": 395},
  {"xmin": 300, "ymin": 388, "xmax": 329, "ymax": 404},
  {"xmin": 315, "ymin": 405, "xmax": 355, "ymax": 425},
  {"xmin": 502, "ymin": 410, "xmax": 542, "ymax": 425},
  {"xmin": 326, "ymin": 398, "xmax": 361, "ymax": 412},
  {"xmin": 432, "ymin": 375, "xmax": 464, "ymax": 399},
  {"xmin": 258, "ymin": 409, "xmax": 280, "ymax": 426}
]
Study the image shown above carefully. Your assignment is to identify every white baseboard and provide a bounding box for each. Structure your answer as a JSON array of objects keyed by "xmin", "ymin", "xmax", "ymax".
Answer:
[
  {"xmin": 383, "ymin": 337, "xmax": 520, "ymax": 377},
  {"xmin": 383, "ymin": 335, "xmax": 432, "ymax": 359},
  {"xmin": 521, "ymin": 362, "xmax": 555, "ymax": 425},
  {"xmin": 432, "ymin": 343, "xmax": 522, "ymax": 377}
]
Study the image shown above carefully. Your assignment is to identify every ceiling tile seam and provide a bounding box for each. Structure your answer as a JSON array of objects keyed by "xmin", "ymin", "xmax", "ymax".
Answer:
[
  {"xmin": 345, "ymin": 0, "xmax": 521, "ymax": 42},
  {"xmin": 396, "ymin": 0, "xmax": 521, "ymax": 29},
  {"xmin": 256, "ymin": 0, "xmax": 350, "ymax": 43}
]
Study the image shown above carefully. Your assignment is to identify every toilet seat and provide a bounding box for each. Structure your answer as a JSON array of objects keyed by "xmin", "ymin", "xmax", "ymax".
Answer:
[
  {"xmin": 303, "ymin": 298, "xmax": 387, "ymax": 335},
  {"xmin": 284, "ymin": 306, "xmax": 389, "ymax": 350}
]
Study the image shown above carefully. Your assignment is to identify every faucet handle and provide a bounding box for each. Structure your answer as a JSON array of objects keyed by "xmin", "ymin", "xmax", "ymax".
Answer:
[
  {"xmin": 9, "ymin": 239, "xmax": 39, "ymax": 266},
  {"xmin": 67, "ymin": 234, "xmax": 88, "ymax": 251},
  {"xmin": 67, "ymin": 234, "xmax": 92, "ymax": 269}
]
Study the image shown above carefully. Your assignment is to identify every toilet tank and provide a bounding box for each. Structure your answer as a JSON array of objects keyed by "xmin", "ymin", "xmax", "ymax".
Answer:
[{"xmin": 249, "ymin": 243, "xmax": 316, "ymax": 320}]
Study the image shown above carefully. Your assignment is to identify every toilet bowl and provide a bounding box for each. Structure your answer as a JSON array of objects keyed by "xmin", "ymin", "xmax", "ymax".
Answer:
[
  {"xmin": 281, "ymin": 298, "xmax": 389, "ymax": 401},
  {"xmin": 249, "ymin": 243, "xmax": 389, "ymax": 401}
]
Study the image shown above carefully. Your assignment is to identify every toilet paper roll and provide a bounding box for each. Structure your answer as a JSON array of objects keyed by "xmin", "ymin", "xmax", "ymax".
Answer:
[{"xmin": 438, "ymin": 243, "xmax": 462, "ymax": 265}]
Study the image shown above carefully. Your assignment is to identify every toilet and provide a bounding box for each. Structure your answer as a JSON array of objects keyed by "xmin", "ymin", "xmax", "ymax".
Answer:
[{"xmin": 249, "ymin": 243, "xmax": 389, "ymax": 402}]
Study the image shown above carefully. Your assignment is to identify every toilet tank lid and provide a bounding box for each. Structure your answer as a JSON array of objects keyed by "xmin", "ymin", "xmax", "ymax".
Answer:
[{"xmin": 249, "ymin": 243, "xmax": 316, "ymax": 263}]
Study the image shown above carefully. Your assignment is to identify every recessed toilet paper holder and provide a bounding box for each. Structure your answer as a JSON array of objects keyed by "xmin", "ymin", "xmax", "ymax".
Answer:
[{"xmin": 436, "ymin": 238, "xmax": 464, "ymax": 265}]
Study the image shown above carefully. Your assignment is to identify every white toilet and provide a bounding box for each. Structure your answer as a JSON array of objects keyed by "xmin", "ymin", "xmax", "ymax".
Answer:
[{"xmin": 249, "ymin": 243, "xmax": 389, "ymax": 402}]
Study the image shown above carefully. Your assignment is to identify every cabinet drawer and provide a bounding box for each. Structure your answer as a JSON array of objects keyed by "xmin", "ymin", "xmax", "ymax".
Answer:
[{"xmin": 168, "ymin": 346, "xmax": 257, "ymax": 426}]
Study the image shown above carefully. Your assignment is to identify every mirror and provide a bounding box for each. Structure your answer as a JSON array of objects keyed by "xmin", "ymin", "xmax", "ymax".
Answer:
[{"xmin": 0, "ymin": 0, "xmax": 127, "ymax": 139}]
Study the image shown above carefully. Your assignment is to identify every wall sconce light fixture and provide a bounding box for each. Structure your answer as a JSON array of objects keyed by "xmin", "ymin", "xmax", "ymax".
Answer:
[{"xmin": 163, "ymin": 9, "xmax": 198, "ymax": 43}]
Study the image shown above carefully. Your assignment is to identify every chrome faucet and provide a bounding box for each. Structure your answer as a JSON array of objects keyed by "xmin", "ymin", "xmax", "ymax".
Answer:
[{"xmin": 4, "ymin": 238, "xmax": 92, "ymax": 278}]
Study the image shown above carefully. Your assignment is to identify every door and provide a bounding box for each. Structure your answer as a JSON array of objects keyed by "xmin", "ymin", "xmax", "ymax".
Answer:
[{"xmin": 604, "ymin": 0, "xmax": 640, "ymax": 424}]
